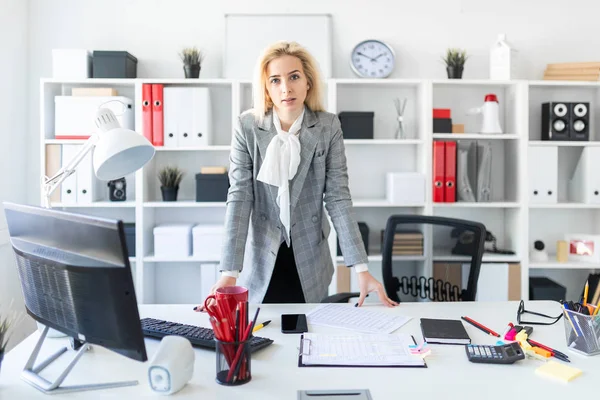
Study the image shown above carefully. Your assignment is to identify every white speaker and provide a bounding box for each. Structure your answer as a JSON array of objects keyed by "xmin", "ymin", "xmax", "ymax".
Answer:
[{"xmin": 148, "ymin": 336, "xmax": 195, "ymax": 395}]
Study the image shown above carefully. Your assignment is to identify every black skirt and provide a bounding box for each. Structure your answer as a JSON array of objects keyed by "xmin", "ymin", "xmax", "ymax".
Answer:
[{"xmin": 262, "ymin": 241, "xmax": 306, "ymax": 303}]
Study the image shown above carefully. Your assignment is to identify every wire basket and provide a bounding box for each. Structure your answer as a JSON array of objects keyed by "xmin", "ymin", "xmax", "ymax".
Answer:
[{"xmin": 563, "ymin": 307, "xmax": 600, "ymax": 356}]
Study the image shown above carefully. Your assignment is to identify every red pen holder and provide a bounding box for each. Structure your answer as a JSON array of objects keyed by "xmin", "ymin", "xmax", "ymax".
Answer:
[{"xmin": 215, "ymin": 338, "xmax": 252, "ymax": 386}]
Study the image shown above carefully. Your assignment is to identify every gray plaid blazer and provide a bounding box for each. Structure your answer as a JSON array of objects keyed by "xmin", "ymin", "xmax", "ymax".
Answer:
[{"xmin": 220, "ymin": 107, "xmax": 368, "ymax": 303}]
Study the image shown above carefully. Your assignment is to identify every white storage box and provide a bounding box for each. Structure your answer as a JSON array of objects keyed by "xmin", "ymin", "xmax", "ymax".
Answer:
[
  {"xmin": 54, "ymin": 96, "xmax": 134, "ymax": 139},
  {"xmin": 386, "ymin": 172, "xmax": 426, "ymax": 205},
  {"xmin": 52, "ymin": 49, "xmax": 92, "ymax": 79},
  {"xmin": 154, "ymin": 224, "xmax": 194, "ymax": 258},
  {"xmin": 192, "ymin": 224, "xmax": 225, "ymax": 260}
]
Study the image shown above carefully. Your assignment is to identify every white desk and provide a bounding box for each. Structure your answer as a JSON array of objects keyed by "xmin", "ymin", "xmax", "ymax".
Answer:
[{"xmin": 1, "ymin": 301, "xmax": 598, "ymax": 399}]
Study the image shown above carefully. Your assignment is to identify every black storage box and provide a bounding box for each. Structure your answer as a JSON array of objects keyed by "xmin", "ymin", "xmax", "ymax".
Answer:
[
  {"xmin": 123, "ymin": 223, "xmax": 136, "ymax": 257},
  {"xmin": 93, "ymin": 51, "xmax": 138, "ymax": 78},
  {"xmin": 337, "ymin": 222, "xmax": 369, "ymax": 256},
  {"xmin": 433, "ymin": 118, "xmax": 452, "ymax": 133},
  {"xmin": 529, "ymin": 277, "xmax": 567, "ymax": 302},
  {"xmin": 338, "ymin": 112, "xmax": 374, "ymax": 139},
  {"xmin": 196, "ymin": 173, "xmax": 230, "ymax": 202}
]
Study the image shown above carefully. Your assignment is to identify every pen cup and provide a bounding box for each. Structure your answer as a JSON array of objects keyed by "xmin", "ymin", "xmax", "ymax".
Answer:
[
  {"xmin": 215, "ymin": 338, "xmax": 252, "ymax": 386},
  {"xmin": 563, "ymin": 307, "xmax": 600, "ymax": 356}
]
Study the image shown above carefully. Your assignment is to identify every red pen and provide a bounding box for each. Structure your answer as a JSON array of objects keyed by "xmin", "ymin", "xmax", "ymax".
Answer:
[{"xmin": 461, "ymin": 316, "xmax": 500, "ymax": 337}]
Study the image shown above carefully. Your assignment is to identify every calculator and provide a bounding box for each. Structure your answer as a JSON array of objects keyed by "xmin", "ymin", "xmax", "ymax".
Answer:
[{"xmin": 465, "ymin": 342, "xmax": 525, "ymax": 364}]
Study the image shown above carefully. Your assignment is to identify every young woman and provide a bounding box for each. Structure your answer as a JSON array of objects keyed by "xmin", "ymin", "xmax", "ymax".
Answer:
[{"xmin": 198, "ymin": 41, "xmax": 397, "ymax": 308}]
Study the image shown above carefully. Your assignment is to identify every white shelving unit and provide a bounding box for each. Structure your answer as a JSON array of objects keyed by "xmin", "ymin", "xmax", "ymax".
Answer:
[{"xmin": 40, "ymin": 77, "xmax": 600, "ymax": 304}]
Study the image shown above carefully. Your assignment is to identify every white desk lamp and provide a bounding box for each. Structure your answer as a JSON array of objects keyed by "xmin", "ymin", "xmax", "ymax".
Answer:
[{"xmin": 42, "ymin": 107, "xmax": 155, "ymax": 208}]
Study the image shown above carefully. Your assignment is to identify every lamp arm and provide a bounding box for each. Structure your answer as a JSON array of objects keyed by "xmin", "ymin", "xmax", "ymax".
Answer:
[{"xmin": 42, "ymin": 134, "xmax": 99, "ymax": 208}]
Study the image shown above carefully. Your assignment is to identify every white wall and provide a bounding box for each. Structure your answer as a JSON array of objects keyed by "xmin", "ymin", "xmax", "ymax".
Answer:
[
  {"xmin": 26, "ymin": 0, "xmax": 600, "ymax": 203},
  {"xmin": 0, "ymin": 0, "xmax": 35, "ymax": 351}
]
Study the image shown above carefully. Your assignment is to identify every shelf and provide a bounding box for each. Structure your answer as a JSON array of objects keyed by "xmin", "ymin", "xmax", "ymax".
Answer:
[
  {"xmin": 433, "ymin": 202, "xmax": 521, "ymax": 208},
  {"xmin": 337, "ymin": 254, "xmax": 426, "ymax": 263},
  {"xmin": 528, "ymin": 141, "xmax": 600, "ymax": 147},
  {"xmin": 144, "ymin": 255, "xmax": 219, "ymax": 263},
  {"xmin": 528, "ymin": 80, "xmax": 600, "ymax": 88},
  {"xmin": 139, "ymin": 78, "xmax": 235, "ymax": 85},
  {"xmin": 433, "ymin": 133, "xmax": 519, "ymax": 140},
  {"xmin": 434, "ymin": 252, "xmax": 521, "ymax": 263},
  {"xmin": 41, "ymin": 78, "xmax": 138, "ymax": 85},
  {"xmin": 431, "ymin": 79, "xmax": 517, "ymax": 87},
  {"xmin": 154, "ymin": 145, "xmax": 231, "ymax": 151},
  {"xmin": 333, "ymin": 78, "xmax": 422, "ymax": 86},
  {"xmin": 529, "ymin": 203, "xmax": 600, "ymax": 209},
  {"xmin": 529, "ymin": 258, "xmax": 600, "ymax": 269},
  {"xmin": 51, "ymin": 201, "xmax": 136, "ymax": 208},
  {"xmin": 353, "ymin": 200, "xmax": 425, "ymax": 208},
  {"xmin": 45, "ymin": 139, "xmax": 87, "ymax": 145},
  {"xmin": 144, "ymin": 201, "xmax": 226, "ymax": 208},
  {"xmin": 344, "ymin": 139, "xmax": 423, "ymax": 145}
]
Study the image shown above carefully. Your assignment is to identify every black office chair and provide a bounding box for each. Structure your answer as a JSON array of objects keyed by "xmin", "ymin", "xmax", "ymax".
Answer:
[{"xmin": 322, "ymin": 215, "xmax": 486, "ymax": 303}]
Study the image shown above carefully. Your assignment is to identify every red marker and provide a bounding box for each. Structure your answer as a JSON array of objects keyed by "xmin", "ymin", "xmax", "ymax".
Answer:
[
  {"xmin": 461, "ymin": 316, "xmax": 500, "ymax": 337},
  {"xmin": 501, "ymin": 322, "xmax": 514, "ymax": 339}
]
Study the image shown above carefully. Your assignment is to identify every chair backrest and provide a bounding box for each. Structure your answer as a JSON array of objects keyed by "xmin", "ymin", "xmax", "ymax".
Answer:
[{"xmin": 381, "ymin": 215, "xmax": 486, "ymax": 302}]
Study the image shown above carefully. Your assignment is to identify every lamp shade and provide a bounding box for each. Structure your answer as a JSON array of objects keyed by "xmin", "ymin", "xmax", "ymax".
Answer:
[{"xmin": 93, "ymin": 127, "xmax": 155, "ymax": 181}]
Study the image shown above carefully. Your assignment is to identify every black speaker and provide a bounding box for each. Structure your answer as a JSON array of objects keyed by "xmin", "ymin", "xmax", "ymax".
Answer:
[
  {"xmin": 569, "ymin": 102, "xmax": 589, "ymax": 141},
  {"xmin": 542, "ymin": 102, "xmax": 570, "ymax": 141}
]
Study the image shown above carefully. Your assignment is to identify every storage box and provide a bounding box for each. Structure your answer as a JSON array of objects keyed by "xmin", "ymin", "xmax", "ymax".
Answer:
[
  {"xmin": 52, "ymin": 49, "xmax": 92, "ymax": 79},
  {"xmin": 433, "ymin": 118, "xmax": 452, "ymax": 133},
  {"xmin": 92, "ymin": 51, "xmax": 138, "ymax": 78},
  {"xmin": 386, "ymin": 172, "xmax": 426, "ymax": 205},
  {"xmin": 338, "ymin": 112, "xmax": 374, "ymax": 139},
  {"xmin": 153, "ymin": 224, "xmax": 194, "ymax": 257},
  {"xmin": 193, "ymin": 225, "xmax": 225, "ymax": 260},
  {"xmin": 54, "ymin": 96, "xmax": 134, "ymax": 139},
  {"xmin": 123, "ymin": 223, "xmax": 136, "ymax": 257},
  {"xmin": 196, "ymin": 172, "xmax": 230, "ymax": 202},
  {"xmin": 337, "ymin": 222, "xmax": 369, "ymax": 256},
  {"xmin": 529, "ymin": 277, "xmax": 566, "ymax": 302}
]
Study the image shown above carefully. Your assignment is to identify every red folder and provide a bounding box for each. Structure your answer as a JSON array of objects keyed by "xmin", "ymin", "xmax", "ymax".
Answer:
[
  {"xmin": 433, "ymin": 141, "xmax": 445, "ymax": 202},
  {"xmin": 142, "ymin": 84, "xmax": 153, "ymax": 144},
  {"xmin": 444, "ymin": 141, "xmax": 457, "ymax": 202},
  {"xmin": 152, "ymin": 84, "xmax": 164, "ymax": 146}
]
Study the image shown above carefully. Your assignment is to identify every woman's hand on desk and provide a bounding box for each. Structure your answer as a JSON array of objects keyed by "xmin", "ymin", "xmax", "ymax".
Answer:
[
  {"xmin": 194, "ymin": 276, "xmax": 237, "ymax": 312},
  {"xmin": 356, "ymin": 272, "xmax": 399, "ymax": 308}
]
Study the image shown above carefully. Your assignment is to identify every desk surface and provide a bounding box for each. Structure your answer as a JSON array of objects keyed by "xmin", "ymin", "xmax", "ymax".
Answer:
[{"xmin": 1, "ymin": 301, "xmax": 598, "ymax": 399}]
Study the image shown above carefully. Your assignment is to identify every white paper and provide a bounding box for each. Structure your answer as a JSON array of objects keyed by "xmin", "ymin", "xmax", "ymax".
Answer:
[
  {"xmin": 306, "ymin": 304, "xmax": 411, "ymax": 334},
  {"xmin": 300, "ymin": 333, "xmax": 424, "ymax": 367}
]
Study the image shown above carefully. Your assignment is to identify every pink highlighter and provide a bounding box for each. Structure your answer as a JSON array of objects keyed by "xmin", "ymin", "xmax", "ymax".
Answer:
[{"xmin": 503, "ymin": 323, "xmax": 516, "ymax": 341}]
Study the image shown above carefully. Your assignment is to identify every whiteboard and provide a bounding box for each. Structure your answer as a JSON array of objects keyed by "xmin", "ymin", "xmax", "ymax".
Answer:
[{"xmin": 224, "ymin": 14, "xmax": 332, "ymax": 79}]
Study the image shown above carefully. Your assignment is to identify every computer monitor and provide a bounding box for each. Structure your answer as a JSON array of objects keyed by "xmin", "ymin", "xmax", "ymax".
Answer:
[{"xmin": 3, "ymin": 201, "xmax": 147, "ymax": 394}]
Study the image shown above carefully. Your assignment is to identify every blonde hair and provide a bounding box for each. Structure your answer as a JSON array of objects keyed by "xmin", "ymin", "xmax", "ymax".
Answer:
[{"xmin": 252, "ymin": 41, "xmax": 326, "ymax": 122}]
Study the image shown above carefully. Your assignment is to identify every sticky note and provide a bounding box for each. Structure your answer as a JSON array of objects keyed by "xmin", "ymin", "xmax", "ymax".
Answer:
[{"xmin": 535, "ymin": 361, "xmax": 582, "ymax": 382}]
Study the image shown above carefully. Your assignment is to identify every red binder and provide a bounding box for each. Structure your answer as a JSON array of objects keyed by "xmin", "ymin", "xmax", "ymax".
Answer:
[
  {"xmin": 433, "ymin": 141, "xmax": 445, "ymax": 202},
  {"xmin": 444, "ymin": 141, "xmax": 456, "ymax": 202},
  {"xmin": 152, "ymin": 84, "xmax": 164, "ymax": 146},
  {"xmin": 142, "ymin": 84, "xmax": 153, "ymax": 144}
]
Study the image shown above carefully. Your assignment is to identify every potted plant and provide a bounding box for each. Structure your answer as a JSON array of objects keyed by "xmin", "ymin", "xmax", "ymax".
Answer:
[
  {"xmin": 442, "ymin": 48, "xmax": 468, "ymax": 79},
  {"xmin": 158, "ymin": 166, "xmax": 184, "ymax": 201},
  {"xmin": 1, "ymin": 302, "xmax": 22, "ymax": 375},
  {"xmin": 179, "ymin": 46, "xmax": 204, "ymax": 79}
]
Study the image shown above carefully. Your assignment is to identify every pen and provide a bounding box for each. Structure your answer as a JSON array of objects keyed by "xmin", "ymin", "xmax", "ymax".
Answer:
[
  {"xmin": 461, "ymin": 316, "xmax": 500, "ymax": 337},
  {"xmin": 252, "ymin": 319, "xmax": 272, "ymax": 333},
  {"xmin": 527, "ymin": 339, "xmax": 570, "ymax": 360}
]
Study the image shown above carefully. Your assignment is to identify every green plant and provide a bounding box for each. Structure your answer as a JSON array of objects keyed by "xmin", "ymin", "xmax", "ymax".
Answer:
[
  {"xmin": 179, "ymin": 47, "xmax": 204, "ymax": 66},
  {"xmin": 158, "ymin": 166, "xmax": 184, "ymax": 188},
  {"xmin": 442, "ymin": 48, "xmax": 468, "ymax": 68},
  {"xmin": 1, "ymin": 301, "xmax": 23, "ymax": 353}
]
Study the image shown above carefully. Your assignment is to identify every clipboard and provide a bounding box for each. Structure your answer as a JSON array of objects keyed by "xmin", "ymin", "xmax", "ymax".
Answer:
[{"xmin": 298, "ymin": 334, "xmax": 428, "ymax": 368}]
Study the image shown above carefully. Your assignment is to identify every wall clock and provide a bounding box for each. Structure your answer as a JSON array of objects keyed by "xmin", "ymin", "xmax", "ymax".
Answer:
[{"xmin": 350, "ymin": 39, "xmax": 395, "ymax": 78}]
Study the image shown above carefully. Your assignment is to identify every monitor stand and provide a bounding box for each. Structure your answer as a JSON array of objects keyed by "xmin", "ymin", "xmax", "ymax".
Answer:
[{"xmin": 21, "ymin": 325, "xmax": 139, "ymax": 395}]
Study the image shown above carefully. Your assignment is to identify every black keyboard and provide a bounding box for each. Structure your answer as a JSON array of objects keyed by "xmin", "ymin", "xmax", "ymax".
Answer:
[{"xmin": 140, "ymin": 318, "xmax": 274, "ymax": 353}]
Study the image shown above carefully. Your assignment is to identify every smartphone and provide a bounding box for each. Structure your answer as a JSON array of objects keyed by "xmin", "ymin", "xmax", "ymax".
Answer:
[{"xmin": 281, "ymin": 313, "xmax": 308, "ymax": 334}]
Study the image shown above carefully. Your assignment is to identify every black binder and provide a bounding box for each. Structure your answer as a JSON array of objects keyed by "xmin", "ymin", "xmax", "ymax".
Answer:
[{"xmin": 420, "ymin": 318, "xmax": 471, "ymax": 345}]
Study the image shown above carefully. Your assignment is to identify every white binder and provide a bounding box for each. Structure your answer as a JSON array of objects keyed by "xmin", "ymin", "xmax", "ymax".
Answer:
[
  {"xmin": 163, "ymin": 87, "xmax": 212, "ymax": 148},
  {"xmin": 163, "ymin": 87, "xmax": 183, "ymax": 148},
  {"xmin": 76, "ymin": 151, "xmax": 99, "ymax": 203},
  {"xmin": 568, "ymin": 147, "xmax": 600, "ymax": 204},
  {"xmin": 60, "ymin": 144, "xmax": 78, "ymax": 205},
  {"xmin": 528, "ymin": 146, "xmax": 557, "ymax": 204}
]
